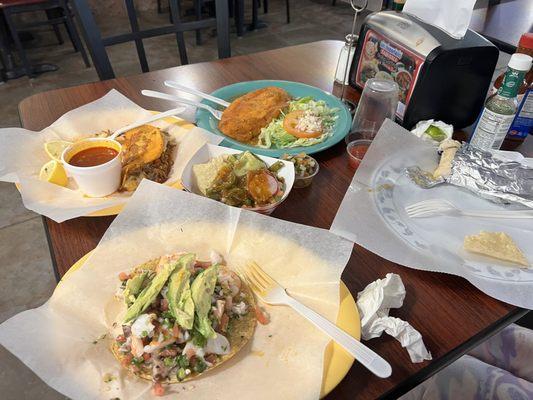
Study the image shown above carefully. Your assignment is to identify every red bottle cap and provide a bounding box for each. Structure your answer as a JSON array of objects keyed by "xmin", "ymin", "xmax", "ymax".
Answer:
[{"xmin": 518, "ymin": 33, "xmax": 533, "ymax": 50}]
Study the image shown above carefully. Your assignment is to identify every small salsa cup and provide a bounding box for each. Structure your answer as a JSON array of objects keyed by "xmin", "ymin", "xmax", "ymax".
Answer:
[
  {"xmin": 346, "ymin": 139, "xmax": 371, "ymax": 170},
  {"xmin": 61, "ymin": 138, "xmax": 122, "ymax": 197}
]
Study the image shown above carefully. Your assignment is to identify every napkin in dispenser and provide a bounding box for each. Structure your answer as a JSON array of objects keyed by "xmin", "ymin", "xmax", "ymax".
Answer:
[
  {"xmin": 357, "ymin": 273, "xmax": 432, "ymax": 363},
  {"xmin": 403, "ymin": 0, "xmax": 476, "ymax": 39}
]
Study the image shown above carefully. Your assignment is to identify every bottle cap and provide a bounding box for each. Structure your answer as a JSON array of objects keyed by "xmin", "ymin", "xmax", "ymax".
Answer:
[
  {"xmin": 508, "ymin": 53, "xmax": 533, "ymax": 72},
  {"xmin": 518, "ymin": 33, "xmax": 533, "ymax": 50}
]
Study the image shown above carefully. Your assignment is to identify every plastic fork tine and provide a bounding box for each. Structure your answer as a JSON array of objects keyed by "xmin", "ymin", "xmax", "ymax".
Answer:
[
  {"xmin": 237, "ymin": 264, "xmax": 265, "ymax": 294},
  {"xmin": 249, "ymin": 262, "xmax": 274, "ymax": 288}
]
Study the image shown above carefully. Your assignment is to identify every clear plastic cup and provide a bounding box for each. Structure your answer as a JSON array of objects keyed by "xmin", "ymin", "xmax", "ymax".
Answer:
[{"xmin": 346, "ymin": 78, "xmax": 399, "ymax": 143}]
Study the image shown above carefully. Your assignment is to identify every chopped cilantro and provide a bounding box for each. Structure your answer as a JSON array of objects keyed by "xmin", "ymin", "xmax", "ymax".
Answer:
[
  {"xmin": 131, "ymin": 357, "xmax": 144, "ymax": 366},
  {"xmin": 193, "ymin": 359, "xmax": 207, "ymax": 373},
  {"xmin": 141, "ymin": 330, "xmax": 148, "ymax": 338},
  {"xmin": 163, "ymin": 357, "xmax": 175, "ymax": 367},
  {"xmin": 161, "ymin": 311, "xmax": 174, "ymax": 319},
  {"xmin": 191, "ymin": 330, "xmax": 207, "ymax": 347},
  {"xmin": 177, "ymin": 355, "xmax": 189, "ymax": 368}
]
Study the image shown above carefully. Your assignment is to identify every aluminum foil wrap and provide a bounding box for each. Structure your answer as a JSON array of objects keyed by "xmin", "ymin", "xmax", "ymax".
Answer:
[{"xmin": 447, "ymin": 145, "xmax": 533, "ymax": 208}]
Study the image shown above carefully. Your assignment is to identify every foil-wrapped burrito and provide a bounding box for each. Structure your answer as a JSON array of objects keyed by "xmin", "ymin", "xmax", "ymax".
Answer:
[{"xmin": 408, "ymin": 139, "xmax": 533, "ymax": 209}]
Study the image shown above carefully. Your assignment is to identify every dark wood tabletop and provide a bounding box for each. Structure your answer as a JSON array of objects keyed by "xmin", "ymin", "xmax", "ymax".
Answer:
[{"xmin": 18, "ymin": 40, "xmax": 530, "ymax": 399}]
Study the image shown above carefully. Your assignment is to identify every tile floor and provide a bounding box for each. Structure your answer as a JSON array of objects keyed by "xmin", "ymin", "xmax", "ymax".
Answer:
[{"xmin": 0, "ymin": 0, "xmax": 512, "ymax": 398}]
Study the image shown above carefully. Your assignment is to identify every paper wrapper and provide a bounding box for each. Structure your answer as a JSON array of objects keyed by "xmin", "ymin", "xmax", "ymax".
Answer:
[
  {"xmin": 0, "ymin": 89, "xmax": 222, "ymax": 222},
  {"xmin": 0, "ymin": 180, "xmax": 353, "ymax": 400},
  {"xmin": 331, "ymin": 119, "xmax": 533, "ymax": 309}
]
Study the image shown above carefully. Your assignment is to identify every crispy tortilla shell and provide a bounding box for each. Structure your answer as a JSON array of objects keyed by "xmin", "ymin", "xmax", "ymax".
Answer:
[{"xmin": 111, "ymin": 263, "xmax": 257, "ymax": 383}]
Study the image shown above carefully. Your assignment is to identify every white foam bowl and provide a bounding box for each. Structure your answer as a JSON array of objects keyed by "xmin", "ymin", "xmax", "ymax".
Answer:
[{"xmin": 182, "ymin": 143, "xmax": 295, "ymax": 215}]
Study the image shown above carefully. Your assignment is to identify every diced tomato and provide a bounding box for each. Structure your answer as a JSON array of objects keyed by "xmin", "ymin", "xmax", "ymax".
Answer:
[
  {"xmin": 152, "ymin": 382, "xmax": 165, "ymax": 397},
  {"xmin": 116, "ymin": 334, "xmax": 126, "ymax": 344},
  {"xmin": 205, "ymin": 354, "xmax": 217, "ymax": 364},
  {"xmin": 121, "ymin": 353, "xmax": 133, "ymax": 368},
  {"xmin": 142, "ymin": 353, "xmax": 151, "ymax": 361},
  {"xmin": 255, "ymin": 306, "xmax": 270, "ymax": 325},
  {"xmin": 195, "ymin": 260, "xmax": 212, "ymax": 269},
  {"xmin": 118, "ymin": 272, "xmax": 130, "ymax": 281},
  {"xmin": 186, "ymin": 348, "xmax": 196, "ymax": 360},
  {"xmin": 219, "ymin": 313, "xmax": 229, "ymax": 332},
  {"xmin": 172, "ymin": 325, "xmax": 181, "ymax": 338}
]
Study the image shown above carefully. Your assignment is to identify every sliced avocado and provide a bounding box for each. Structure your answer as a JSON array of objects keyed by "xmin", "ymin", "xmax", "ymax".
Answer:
[
  {"xmin": 167, "ymin": 268, "xmax": 195, "ymax": 329},
  {"xmin": 233, "ymin": 152, "xmax": 266, "ymax": 177},
  {"xmin": 191, "ymin": 264, "xmax": 219, "ymax": 339},
  {"xmin": 123, "ymin": 271, "xmax": 147, "ymax": 306},
  {"xmin": 124, "ymin": 254, "xmax": 195, "ymax": 323}
]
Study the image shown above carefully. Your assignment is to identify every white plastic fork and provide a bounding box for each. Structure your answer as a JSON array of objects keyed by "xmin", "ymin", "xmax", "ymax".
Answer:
[
  {"xmin": 164, "ymin": 80, "xmax": 230, "ymax": 108},
  {"xmin": 109, "ymin": 106, "xmax": 186, "ymax": 139},
  {"xmin": 141, "ymin": 89, "xmax": 224, "ymax": 120},
  {"xmin": 238, "ymin": 262, "xmax": 392, "ymax": 379},
  {"xmin": 405, "ymin": 199, "xmax": 533, "ymax": 219}
]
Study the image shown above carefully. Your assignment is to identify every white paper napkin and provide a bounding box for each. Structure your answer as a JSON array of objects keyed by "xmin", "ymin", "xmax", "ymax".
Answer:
[
  {"xmin": 403, "ymin": 0, "xmax": 477, "ymax": 39},
  {"xmin": 0, "ymin": 89, "xmax": 223, "ymax": 222},
  {"xmin": 357, "ymin": 273, "xmax": 432, "ymax": 363}
]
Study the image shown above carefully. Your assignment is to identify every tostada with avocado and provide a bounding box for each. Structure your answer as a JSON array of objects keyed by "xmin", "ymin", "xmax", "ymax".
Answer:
[{"xmin": 112, "ymin": 252, "xmax": 259, "ymax": 396}]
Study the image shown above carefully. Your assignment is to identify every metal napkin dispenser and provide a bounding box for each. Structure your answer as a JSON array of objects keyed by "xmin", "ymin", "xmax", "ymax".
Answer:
[{"xmin": 349, "ymin": 11, "xmax": 499, "ymax": 129}]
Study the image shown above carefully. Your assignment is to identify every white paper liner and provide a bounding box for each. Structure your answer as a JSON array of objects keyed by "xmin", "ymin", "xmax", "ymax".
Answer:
[
  {"xmin": 331, "ymin": 119, "xmax": 533, "ymax": 309},
  {"xmin": 0, "ymin": 180, "xmax": 354, "ymax": 400},
  {"xmin": 0, "ymin": 89, "xmax": 223, "ymax": 222}
]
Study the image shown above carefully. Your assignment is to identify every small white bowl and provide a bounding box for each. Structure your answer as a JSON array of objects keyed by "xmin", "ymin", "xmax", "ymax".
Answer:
[
  {"xmin": 182, "ymin": 144, "xmax": 295, "ymax": 215},
  {"xmin": 62, "ymin": 138, "xmax": 122, "ymax": 197}
]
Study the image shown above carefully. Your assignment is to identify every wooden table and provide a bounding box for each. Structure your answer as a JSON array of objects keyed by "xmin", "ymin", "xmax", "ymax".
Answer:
[{"xmin": 18, "ymin": 40, "xmax": 530, "ymax": 399}]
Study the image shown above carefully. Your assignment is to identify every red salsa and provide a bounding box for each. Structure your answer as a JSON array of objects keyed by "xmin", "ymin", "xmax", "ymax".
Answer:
[
  {"xmin": 348, "ymin": 144, "xmax": 370, "ymax": 169},
  {"xmin": 69, "ymin": 146, "xmax": 118, "ymax": 167}
]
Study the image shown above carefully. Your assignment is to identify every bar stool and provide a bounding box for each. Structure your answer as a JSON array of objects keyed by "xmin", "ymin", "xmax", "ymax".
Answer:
[{"xmin": 0, "ymin": 0, "xmax": 90, "ymax": 78}]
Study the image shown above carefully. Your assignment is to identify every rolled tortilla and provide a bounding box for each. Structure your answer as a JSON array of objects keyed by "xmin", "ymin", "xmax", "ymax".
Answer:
[{"xmin": 433, "ymin": 139, "xmax": 461, "ymax": 179}]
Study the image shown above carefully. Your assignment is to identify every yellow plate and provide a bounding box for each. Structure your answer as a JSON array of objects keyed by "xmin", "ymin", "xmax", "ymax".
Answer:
[
  {"xmin": 17, "ymin": 115, "xmax": 195, "ymax": 217},
  {"xmin": 62, "ymin": 252, "xmax": 360, "ymax": 397}
]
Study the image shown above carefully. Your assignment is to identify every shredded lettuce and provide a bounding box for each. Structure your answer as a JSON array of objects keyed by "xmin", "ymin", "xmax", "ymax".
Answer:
[{"xmin": 257, "ymin": 97, "xmax": 338, "ymax": 149}]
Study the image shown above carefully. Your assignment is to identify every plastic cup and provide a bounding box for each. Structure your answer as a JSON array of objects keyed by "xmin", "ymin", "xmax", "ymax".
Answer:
[
  {"xmin": 62, "ymin": 138, "xmax": 122, "ymax": 197},
  {"xmin": 346, "ymin": 78, "xmax": 399, "ymax": 143},
  {"xmin": 346, "ymin": 139, "xmax": 371, "ymax": 169},
  {"xmin": 293, "ymin": 160, "xmax": 320, "ymax": 188}
]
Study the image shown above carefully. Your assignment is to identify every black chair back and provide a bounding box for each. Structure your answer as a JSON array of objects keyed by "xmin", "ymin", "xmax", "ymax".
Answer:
[{"xmin": 71, "ymin": 0, "xmax": 230, "ymax": 80}]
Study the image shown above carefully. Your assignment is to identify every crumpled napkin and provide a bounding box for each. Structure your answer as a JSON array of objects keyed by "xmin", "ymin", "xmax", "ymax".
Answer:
[
  {"xmin": 356, "ymin": 273, "xmax": 432, "ymax": 363},
  {"xmin": 410, "ymin": 119, "xmax": 453, "ymax": 143}
]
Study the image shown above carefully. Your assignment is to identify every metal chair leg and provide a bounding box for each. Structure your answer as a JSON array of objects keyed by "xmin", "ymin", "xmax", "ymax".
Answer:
[
  {"xmin": 3, "ymin": 8, "xmax": 33, "ymax": 77},
  {"xmin": 59, "ymin": 0, "xmax": 90, "ymax": 67},
  {"xmin": 263, "ymin": 0, "xmax": 268, "ymax": 14},
  {"xmin": 195, "ymin": 0, "xmax": 202, "ymax": 45},
  {"xmin": 286, "ymin": 0, "xmax": 290, "ymax": 23},
  {"xmin": 169, "ymin": 0, "xmax": 188, "ymax": 65},
  {"xmin": 125, "ymin": 0, "xmax": 149, "ymax": 72},
  {"xmin": 46, "ymin": 8, "xmax": 64, "ymax": 44},
  {"xmin": 234, "ymin": 0, "xmax": 243, "ymax": 37}
]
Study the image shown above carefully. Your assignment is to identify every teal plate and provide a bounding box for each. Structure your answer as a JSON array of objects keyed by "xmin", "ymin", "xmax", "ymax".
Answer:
[{"xmin": 195, "ymin": 80, "xmax": 352, "ymax": 157}]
